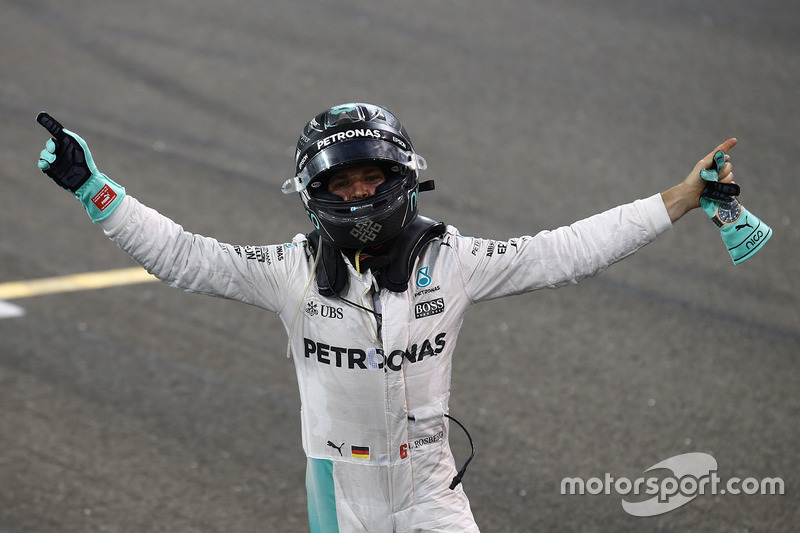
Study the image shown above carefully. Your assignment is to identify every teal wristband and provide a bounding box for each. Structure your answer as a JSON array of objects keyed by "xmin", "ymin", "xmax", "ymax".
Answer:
[{"xmin": 74, "ymin": 172, "xmax": 126, "ymax": 222}]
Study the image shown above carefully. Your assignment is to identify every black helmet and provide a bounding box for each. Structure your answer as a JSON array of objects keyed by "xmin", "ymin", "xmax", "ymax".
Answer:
[{"xmin": 282, "ymin": 103, "xmax": 432, "ymax": 249}]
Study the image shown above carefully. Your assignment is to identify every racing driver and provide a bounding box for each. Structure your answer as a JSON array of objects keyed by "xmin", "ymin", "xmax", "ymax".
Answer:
[{"xmin": 35, "ymin": 103, "xmax": 737, "ymax": 532}]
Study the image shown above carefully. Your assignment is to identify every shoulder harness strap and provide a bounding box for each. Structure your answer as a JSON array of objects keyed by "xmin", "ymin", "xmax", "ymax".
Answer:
[
  {"xmin": 380, "ymin": 216, "xmax": 446, "ymax": 292},
  {"xmin": 306, "ymin": 231, "xmax": 348, "ymax": 297}
]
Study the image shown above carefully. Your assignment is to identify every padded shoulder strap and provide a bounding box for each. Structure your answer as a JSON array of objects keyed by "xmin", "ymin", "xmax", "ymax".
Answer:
[
  {"xmin": 306, "ymin": 231, "xmax": 349, "ymax": 297},
  {"xmin": 379, "ymin": 216, "xmax": 446, "ymax": 292},
  {"xmin": 307, "ymin": 216, "xmax": 446, "ymax": 296}
]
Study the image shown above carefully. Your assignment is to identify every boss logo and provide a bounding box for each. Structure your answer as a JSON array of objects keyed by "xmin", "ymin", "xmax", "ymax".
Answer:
[{"xmin": 415, "ymin": 298, "xmax": 445, "ymax": 319}]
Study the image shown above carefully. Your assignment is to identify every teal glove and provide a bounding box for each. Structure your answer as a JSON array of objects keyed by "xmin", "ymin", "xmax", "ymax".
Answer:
[
  {"xmin": 700, "ymin": 150, "xmax": 772, "ymax": 264},
  {"xmin": 36, "ymin": 112, "xmax": 125, "ymax": 222}
]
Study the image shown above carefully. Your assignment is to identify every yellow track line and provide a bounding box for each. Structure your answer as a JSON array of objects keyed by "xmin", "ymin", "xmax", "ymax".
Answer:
[{"xmin": 0, "ymin": 267, "xmax": 159, "ymax": 300}]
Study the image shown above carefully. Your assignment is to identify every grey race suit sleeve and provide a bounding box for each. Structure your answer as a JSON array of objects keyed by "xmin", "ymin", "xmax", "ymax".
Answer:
[
  {"xmin": 100, "ymin": 193, "xmax": 671, "ymax": 533},
  {"xmin": 450, "ymin": 194, "xmax": 673, "ymax": 302},
  {"xmin": 100, "ymin": 196, "xmax": 302, "ymax": 312}
]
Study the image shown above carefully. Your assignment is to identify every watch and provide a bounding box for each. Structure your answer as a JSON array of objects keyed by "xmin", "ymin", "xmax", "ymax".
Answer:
[{"xmin": 712, "ymin": 198, "xmax": 742, "ymax": 227}]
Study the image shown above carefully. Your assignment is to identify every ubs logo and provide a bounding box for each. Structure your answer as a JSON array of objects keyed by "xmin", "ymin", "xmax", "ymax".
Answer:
[
  {"xmin": 415, "ymin": 298, "xmax": 445, "ymax": 319},
  {"xmin": 306, "ymin": 300, "xmax": 343, "ymax": 319}
]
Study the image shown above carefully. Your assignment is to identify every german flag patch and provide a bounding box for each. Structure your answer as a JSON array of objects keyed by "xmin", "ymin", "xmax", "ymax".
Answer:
[{"xmin": 351, "ymin": 446, "xmax": 370, "ymax": 460}]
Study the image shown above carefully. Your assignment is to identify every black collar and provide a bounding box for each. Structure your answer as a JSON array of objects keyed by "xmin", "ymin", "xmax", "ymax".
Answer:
[{"xmin": 307, "ymin": 216, "xmax": 446, "ymax": 295}]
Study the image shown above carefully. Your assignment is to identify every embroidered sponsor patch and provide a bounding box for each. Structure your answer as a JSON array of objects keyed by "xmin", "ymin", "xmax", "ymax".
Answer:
[
  {"xmin": 91, "ymin": 184, "xmax": 117, "ymax": 211},
  {"xmin": 303, "ymin": 333, "xmax": 447, "ymax": 371},
  {"xmin": 415, "ymin": 266, "xmax": 432, "ymax": 287},
  {"xmin": 415, "ymin": 297, "xmax": 445, "ymax": 319}
]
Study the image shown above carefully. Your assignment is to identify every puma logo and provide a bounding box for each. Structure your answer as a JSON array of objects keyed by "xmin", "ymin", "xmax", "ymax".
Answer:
[
  {"xmin": 735, "ymin": 216, "xmax": 752, "ymax": 231},
  {"xmin": 327, "ymin": 441, "xmax": 345, "ymax": 456}
]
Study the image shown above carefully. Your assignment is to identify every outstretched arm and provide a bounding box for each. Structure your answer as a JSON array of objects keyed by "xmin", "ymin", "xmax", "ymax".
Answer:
[{"xmin": 33, "ymin": 112, "xmax": 302, "ymax": 311}]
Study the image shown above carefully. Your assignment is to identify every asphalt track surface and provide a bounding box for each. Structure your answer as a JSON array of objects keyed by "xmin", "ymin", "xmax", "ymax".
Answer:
[{"xmin": 1, "ymin": 1, "xmax": 798, "ymax": 531}]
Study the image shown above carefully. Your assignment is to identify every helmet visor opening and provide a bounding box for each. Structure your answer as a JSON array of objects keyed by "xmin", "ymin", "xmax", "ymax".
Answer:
[
  {"xmin": 307, "ymin": 162, "xmax": 405, "ymax": 201},
  {"xmin": 282, "ymin": 139, "xmax": 425, "ymax": 194}
]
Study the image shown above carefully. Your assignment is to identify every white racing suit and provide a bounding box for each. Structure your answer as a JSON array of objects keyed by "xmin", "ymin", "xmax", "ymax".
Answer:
[{"xmin": 100, "ymin": 193, "xmax": 672, "ymax": 532}]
